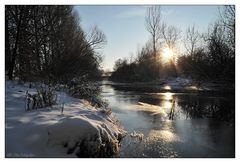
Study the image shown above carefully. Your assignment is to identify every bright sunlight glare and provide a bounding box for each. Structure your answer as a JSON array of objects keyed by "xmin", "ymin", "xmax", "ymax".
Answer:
[
  {"xmin": 164, "ymin": 92, "xmax": 173, "ymax": 100},
  {"xmin": 162, "ymin": 48, "xmax": 174, "ymax": 60}
]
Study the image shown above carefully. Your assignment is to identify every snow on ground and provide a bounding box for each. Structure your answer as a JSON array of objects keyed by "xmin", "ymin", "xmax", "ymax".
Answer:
[
  {"xmin": 161, "ymin": 77, "xmax": 206, "ymax": 91},
  {"xmin": 5, "ymin": 80, "xmax": 125, "ymax": 158},
  {"xmin": 164, "ymin": 77, "xmax": 192, "ymax": 89}
]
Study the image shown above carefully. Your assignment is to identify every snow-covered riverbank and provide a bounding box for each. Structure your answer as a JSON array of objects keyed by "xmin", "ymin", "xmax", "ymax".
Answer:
[{"xmin": 5, "ymin": 81, "xmax": 125, "ymax": 158}]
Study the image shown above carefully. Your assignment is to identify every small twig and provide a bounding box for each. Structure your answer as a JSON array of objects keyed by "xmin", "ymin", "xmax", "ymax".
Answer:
[{"xmin": 61, "ymin": 103, "xmax": 64, "ymax": 114}]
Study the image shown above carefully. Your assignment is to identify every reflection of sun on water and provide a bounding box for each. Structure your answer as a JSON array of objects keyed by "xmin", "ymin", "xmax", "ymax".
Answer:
[
  {"xmin": 148, "ymin": 129, "xmax": 181, "ymax": 142},
  {"xmin": 161, "ymin": 92, "xmax": 174, "ymax": 110},
  {"xmin": 164, "ymin": 92, "xmax": 173, "ymax": 100},
  {"xmin": 162, "ymin": 101, "xmax": 172, "ymax": 109},
  {"xmin": 145, "ymin": 121, "xmax": 181, "ymax": 157},
  {"xmin": 147, "ymin": 121, "xmax": 181, "ymax": 143}
]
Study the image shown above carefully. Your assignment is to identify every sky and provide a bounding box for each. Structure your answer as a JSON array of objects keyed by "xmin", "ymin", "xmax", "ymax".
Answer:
[{"xmin": 74, "ymin": 5, "xmax": 222, "ymax": 71}]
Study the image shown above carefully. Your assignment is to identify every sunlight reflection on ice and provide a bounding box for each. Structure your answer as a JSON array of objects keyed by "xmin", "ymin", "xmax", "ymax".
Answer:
[
  {"xmin": 133, "ymin": 102, "xmax": 167, "ymax": 118},
  {"xmin": 164, "ymin": 92, "xmax": 173, "ymax": 100},
  {"xmin": 148, "ymin": 121, "xmax": 182, "ymax": 143},
  {"xmin": 161, "ymin": 92, "xmax": 174, "ymax": 110},
  {"xmin": 128, "ymin": 92, "xmax": 177, "ymax": 118},
  {"xmin": 162, "ymin": 101, "xmax": 172, "ymax": 109},
  {"xmin": 148, "ymin": 129, "xmax": 181, "ymax": 142}
]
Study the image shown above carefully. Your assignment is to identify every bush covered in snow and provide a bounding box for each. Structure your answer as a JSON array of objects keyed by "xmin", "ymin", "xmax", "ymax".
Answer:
[
  {"xmin": 47, "ymin": 116, "xmax": 126, "ymax": 157},
  {"xmin": 25, "ymin": 85, "xmax": 57, "ymax": 111},
  {"xmin": 68, "ymin": 77, "xmax": 108, "ymax": 108},
  {"xmin": 6, "ymin": 80, "xmax": 126, "ymax": 158}
]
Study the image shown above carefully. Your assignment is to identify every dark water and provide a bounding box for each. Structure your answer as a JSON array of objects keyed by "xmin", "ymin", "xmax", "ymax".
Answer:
[{"xmin": 100, "ymin": 81, "xmax": 235, "ymax": 158}]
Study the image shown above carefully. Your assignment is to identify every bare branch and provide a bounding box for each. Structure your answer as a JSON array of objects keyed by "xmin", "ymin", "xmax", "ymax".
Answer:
[
  {"xmin": 145, "ymin": 6, "xmax": 162, "ymax": 55},
  {"xmin": 87, "ymin": 25, "xmax": 107, "ymax": 50},
  {"xmin": 161, "ymin": 24, "xmax": 181, "ymax": 49},
  {"xmin": 183, "ymin": 25, "xmax": 200, "ymax": 56}
]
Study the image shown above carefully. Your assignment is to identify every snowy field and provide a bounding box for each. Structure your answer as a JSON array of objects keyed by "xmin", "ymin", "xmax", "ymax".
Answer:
[{"xmin": 5, "ymin": 81, "xmax": 125, "ymax": 158}]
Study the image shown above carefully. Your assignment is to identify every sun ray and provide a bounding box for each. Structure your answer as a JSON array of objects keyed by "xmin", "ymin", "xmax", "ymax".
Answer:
[{"xmin": 162, "ymin": 48, "xmax": 174, "ymax": 61}]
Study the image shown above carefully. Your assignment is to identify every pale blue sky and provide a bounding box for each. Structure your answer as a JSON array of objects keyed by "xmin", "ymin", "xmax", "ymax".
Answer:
[{"xmin": 74, "ymin": 5, "xmax": 222, "ymax": 71}]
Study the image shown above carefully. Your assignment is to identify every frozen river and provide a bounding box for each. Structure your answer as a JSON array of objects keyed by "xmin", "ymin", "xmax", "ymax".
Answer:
[{"xmin": 100, "ymin": 81, "xmax": 235, "ymax": 158}]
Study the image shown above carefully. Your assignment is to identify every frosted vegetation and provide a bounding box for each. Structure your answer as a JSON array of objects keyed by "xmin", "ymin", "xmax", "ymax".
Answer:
[
  {"xmin": 5, "ymin": 5, "xmax": 125, "ymax": 158},
  {"xmin": 6, "ymin": 81, "xmax": 126, "ymax": 157},
  {"xmin": 5, "ymin": 5, "xmax": 235, "ymax": 158},
  {"xmin": 110, "ymin": 6, "xmax": 235, "ymax": 87}
]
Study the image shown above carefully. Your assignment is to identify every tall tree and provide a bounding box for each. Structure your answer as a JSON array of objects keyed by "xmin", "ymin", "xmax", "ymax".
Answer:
[
  {"xmin": 219, "ymin": 5, "xmax": 235, "ymax": 50},
  {"xmin": 5, "ymin": 6, "xmax": 11, "ymax": 71},
  {"xmin": 5, "ymin": 5, "xmax": 106, "ymax": 83},
  {"xmin": 184, "ymin": 26, "xmax": 200, "ymax": 57},
  {"xmin": 161, "ymin": 24, "xmax": 181, "ymax": 50},
  {"xmin": 6, "ymin": 6, "xmax": 26, "ymax": 80},
  {"xmin": 145, "ymin": 6, "xmax": 162, "ymax": 57}
]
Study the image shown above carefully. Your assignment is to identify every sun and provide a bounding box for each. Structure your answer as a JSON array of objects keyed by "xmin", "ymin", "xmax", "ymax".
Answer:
[{"xmin": 162, "ymin": 48, "xmax": 174, "ymax": 61}]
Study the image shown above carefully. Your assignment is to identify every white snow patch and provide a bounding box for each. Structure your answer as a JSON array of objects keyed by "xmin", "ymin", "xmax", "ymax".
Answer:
[
  {"xmin": 166, "ymin": 77, "xmax": 192, "ymax": 87},
  {"xmin": 163, "ymin": 77, "xmax": 198, "ymax": 90},
  {"xmin": 5, "ymin": 81, "xmax": 125, "ymax": 157}
]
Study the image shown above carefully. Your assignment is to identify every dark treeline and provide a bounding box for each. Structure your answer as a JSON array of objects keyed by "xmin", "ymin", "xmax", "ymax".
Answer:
[
  {"xmin": 110, "ymin": 6, "xmax": 235, "ymax": 85},
  {"xmin": 110, "ymin": 44, "xmax": 178, "ymax": 82},
  {"xmin": 5, "ymin": 5, "xmax": 106, "ymax": 84}
]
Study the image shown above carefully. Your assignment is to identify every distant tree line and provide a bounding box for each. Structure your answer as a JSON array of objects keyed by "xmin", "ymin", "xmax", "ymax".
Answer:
[
  {"xmin": 5, "ymin": 5, "xmax": 106, "ymax": 84},
  {"xmin": 178, "ymin": 6, "xmax": 235, "ymax": 84},
  {"xmin": 110, "ymin": 5, "xmax": 235, "ymax": 85}
]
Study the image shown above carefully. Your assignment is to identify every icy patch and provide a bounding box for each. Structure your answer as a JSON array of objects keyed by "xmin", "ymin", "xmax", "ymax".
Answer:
[
  {"xmin": 130, "ymin": 131, "xmax": 144, "ymax": 141},
  {"xmin": 147, "ymin": 129, "xmax": 181, "ymax": 143},
  {"xmin": 127, "ymin": 102, "xmax": 168, "ymax": 119}
]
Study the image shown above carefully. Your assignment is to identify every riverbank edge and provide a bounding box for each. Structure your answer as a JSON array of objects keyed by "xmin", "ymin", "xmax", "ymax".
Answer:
[
  {"xmin": 104, "ymin": 78, "xmax": 235, "ymax": 94},
  {"xmin": 5, "ymin": 80, "xmax": 127, "ymax": 158}
]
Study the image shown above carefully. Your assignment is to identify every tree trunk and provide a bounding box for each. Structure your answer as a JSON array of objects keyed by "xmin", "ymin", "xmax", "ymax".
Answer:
[
  {"xmin": 5, "ymin": 8, "xmax": 10, "ymax": 72},
  {"xmin": 153, "ymin": 33, "xmax": 156, "ymax": 57},
  {"xmin": 8, "ymin": 7, "xmax": 23, "ymax": 80}
]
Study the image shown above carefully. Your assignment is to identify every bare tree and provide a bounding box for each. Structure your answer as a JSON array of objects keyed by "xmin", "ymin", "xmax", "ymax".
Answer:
[
  {"xmin": 87, "ymin": 25, "xmax": 107, "ymax": 50},
  {"xmin": 6, "ymin": 5, "xmax": 36, "ymax": 80},
  {"xmin": 5, "ymin": 6, "xmax": 11, "ymax": 71},
  {"xmin": 7, "ymin": 6, "xmax": 24, "ymax": 80},
  {"xmin": 219, "ymin": 5, "xmax": 235, "ymax": 31},
  {"xmin": 5, "ymin": 5, "xmax": 105, "ymax": 83},
  {"xmin": 219, "ymin": 5, "xmax": 235, "ymax": 50},
  {"xmin": 161, "ymin": 24, "xmax": 181, "ymax": 63},
  {"xmin": 161, "ymin": 23, "xmax": 181, "ymax": 50},
  {"xmin": 184, "ymin": 26, "xmax": 200, "ymax": 56},
  {"xmin": 145, "ymin": 6, "xmax": 162, "ymax": 57}
]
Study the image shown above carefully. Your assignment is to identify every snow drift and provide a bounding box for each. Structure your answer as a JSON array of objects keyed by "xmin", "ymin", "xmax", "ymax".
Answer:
[{"xmin": 5, "ymin": 80, "xmax": 126, "ymax": 157}]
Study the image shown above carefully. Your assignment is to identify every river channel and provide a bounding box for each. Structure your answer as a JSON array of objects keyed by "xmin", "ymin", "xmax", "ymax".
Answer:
[{"xmin": 100, "ymin": 81, "xmax": 235, "ymax": 158}]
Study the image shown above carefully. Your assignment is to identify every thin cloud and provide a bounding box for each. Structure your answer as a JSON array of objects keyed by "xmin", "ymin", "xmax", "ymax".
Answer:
[
  {"xmin": 115, "ymin": 7, "xmax": 173, "ymax": 19},
  {"xmin": 115, "ymin": 8, "xmax": 146, "ymax": 19}
]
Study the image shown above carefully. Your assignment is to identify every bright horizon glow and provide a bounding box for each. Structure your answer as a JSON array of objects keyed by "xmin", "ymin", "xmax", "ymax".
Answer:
[{"xmin": 74, "ymin": 5, "xmax": 222, "ymax": 71}]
